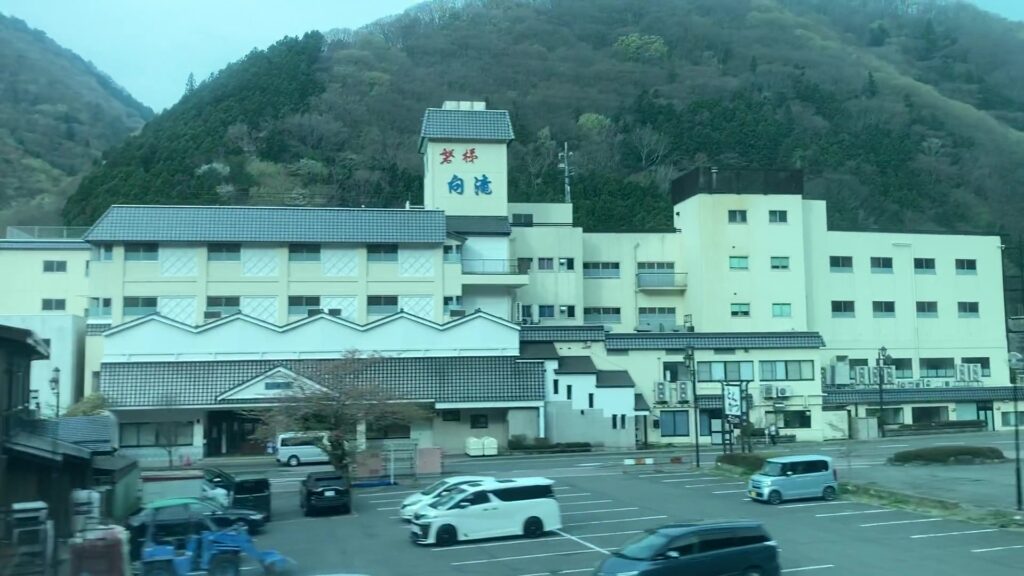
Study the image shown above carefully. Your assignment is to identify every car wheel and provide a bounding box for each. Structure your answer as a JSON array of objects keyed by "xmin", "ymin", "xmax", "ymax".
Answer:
[
  {"xmin": 523, "ymin": 516, "xmax": 544, "ymax": 538},
  {"xmin": 741, "ymin": 567, "xmax": 763, "ymax": 576},
  {"xmin": 302, "ymin": 500, "xmax": 312, "ymax": 517},
  {"xmin": 767, "ymin": 490, "xmax": 783, "ymax": 505},
  {"xmin": 823, "ymin": 486, "xmax": 837, "ymax": 501},
  {"xmin": 287, "ymin": 455, "xmax": 300, "ymax": 467},
  {"xmin": 208, "ymin": 554, "xmax": 240, "ymax": 576},
  {"xmin": 436, "ymin": 524, "xmax": 457, "ymax": 547},
  {"xmin": 340, "ymin": 504, "xmax": 351, "ymax": 515}
]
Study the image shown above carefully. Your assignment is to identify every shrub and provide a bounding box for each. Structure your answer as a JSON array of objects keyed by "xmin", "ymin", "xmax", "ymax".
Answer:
[
  {"xmin": 896, "ymin": 420, "xmax": 985, "ymax": 431},
  {"xmin": 717, "ymin": 452, "xmax": 769, "ymax": 473},
  {"xmin": 509, "ymin": 434, "xmax": 528, "ymax": 450},
  {"xmin": 508, "ymin": 439, "xmax": 592, "ymax": 453},
  {"xmin": 891, "ymin": 446, "xmax": 1005, "ymax": 464}
]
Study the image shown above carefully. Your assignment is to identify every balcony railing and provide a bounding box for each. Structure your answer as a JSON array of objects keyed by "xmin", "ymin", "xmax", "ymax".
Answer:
[
  {"xmin": 636, "ymin": 272, "xmax": 688, "ymax": 289},
  {"xmin": 5, "ymin": 225, "xmax": 90, "ymax": 240},
  {"xmin": 462, "ymin": 259, "xmax": 529, "ymax": 275}
]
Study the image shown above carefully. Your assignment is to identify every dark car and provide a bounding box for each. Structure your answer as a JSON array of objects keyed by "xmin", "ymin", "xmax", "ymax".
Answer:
[
  {"xmin": 126, "ymin": 497, "xmax": 266, "ymax": 560},
  {"xmin": 203, "ymin": 468, "xmax": 273, "ymax": 521},
  {"xmin": 593, "ymin": 520, "xmax": 780, "ymax": 576},
  {"xmin": 300, "ymin": 471, "xmax": 351, "ymax": 516}
]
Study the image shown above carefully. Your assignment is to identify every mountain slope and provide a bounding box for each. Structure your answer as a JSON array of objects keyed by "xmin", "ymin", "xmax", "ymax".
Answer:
[
  {"xmin": 63, "ymin": 0, "xmax": 1024, "ymax": 238},
  {"xmin": 0, "ymin": 14, "xmax": 153, "ymax": 228}
]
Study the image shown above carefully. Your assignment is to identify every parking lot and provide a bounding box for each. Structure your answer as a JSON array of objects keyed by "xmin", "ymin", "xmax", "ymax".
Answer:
[{"xmin": 251, "ymin": 464, "xmax": 1024, "ymax": 576}]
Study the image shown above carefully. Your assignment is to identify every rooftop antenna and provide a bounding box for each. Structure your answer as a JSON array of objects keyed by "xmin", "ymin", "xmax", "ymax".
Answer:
[{"xmin": 557, "ymin": 142, "xmax": 575, "ymax": 203}]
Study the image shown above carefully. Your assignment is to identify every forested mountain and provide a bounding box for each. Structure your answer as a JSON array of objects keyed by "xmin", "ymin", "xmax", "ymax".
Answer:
[
  {"xmin": 63, "ymin": 0, "xmax": 1024, "ymax": 237},
  {"xmin": 0, "ymin": 14, "xmax": 153, "ymax": 228}
]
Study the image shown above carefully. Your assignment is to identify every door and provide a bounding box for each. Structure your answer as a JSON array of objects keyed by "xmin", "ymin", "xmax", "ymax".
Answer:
[
  {"xmin": 646, "ymin": 535, "xmax": 698, "ymax": 576},
  {"xmin": 453, "ymin": 491, "xmax": 496, "ymax": 540},
  {"xmin": 977, "ymin": 403, "xmax": 994, "ymax": 431}
]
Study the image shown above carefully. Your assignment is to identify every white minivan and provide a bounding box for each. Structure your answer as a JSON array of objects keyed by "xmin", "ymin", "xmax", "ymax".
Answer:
[
  {"xmin": 398, "ymin": 475, "xmax": 494, "ymax": 521},
  {"xmin": 410, "ymin": 477, "xmax": 562, "ymax": 546},
  {"xmin": 275, "ymin": 432, "xmax": 330, "ymax": 467}
]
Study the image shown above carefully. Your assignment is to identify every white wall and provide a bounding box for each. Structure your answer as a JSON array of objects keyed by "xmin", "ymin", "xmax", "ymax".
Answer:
[
  {"xmin": 0, "ymin": 314, "xmax": 84, "ymax": 416},
  {"xmin": 462, "ymin": 236, "xmax": 510, "ymax": 262},
  {"xmin": 423, "ymin": 141, "xmax": 509, "ymax": 217},
  {"xmin": 114, "ymin": 409, "xmax": 205, "ymax": 468},
  {"xmin": 462, "ymin": 286, "xmax": 513, "ymax": 319}
]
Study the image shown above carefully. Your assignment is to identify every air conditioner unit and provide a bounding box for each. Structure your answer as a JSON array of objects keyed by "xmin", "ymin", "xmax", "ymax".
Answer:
[
  {"xmin": 307, "ymin": 308, "xmax": 321, "ymax": 317},
  {"xmin": 655, "ymin": 381, "xmax": 668, "ymax": 402},
  {"xmin": 449, "ymin": 309, "xmax": 467, "ymax": 318},
  {"xmin": 761, "ymin": 384, "xmax": 775, "ymax": 399},
  {"xmin": 775, "ymin": 385, "xmax": 791, "ymax": 398},
  {"xmin": 956, "ymin": 364, "xmax": 970, "ymax": 381},
  {"xmin": 327, "ymin": 308, "xmax": 342, "ymax": 317},
  {"xmin": 968, "ymin": 363, "xmax": 983, "ymax": 381},
  {"xmin": 514, "ymin": 301, "xmax": 524, "ymax": 321},
  {"xmin": 203, "ymin": 310, "xmax": 222, "ymax": 320},
  {"xmin": 870, "ymin": 366, "xmax": 880, "ymax": 384},
  {"xmin": 897, "ymin": 382, "xmax": 908, "ymax": 389},
  {"xmin": 636, "ymin": 324, "xmax": 653, "ymax": 332},
  {"xmin": 883, "ymin": 366, "xmax": 896, "ymax": 383},
  {"xmin": 676, "ymin": 382, "xmax": 689, "ymax": 402},
  {"xmin": 854, "ymin": 366, "xmax": 870, "ymax": 385},
  {"xmin": 834, "ymin": 355, "xmax": 849, "ymax": 363},
  {"xmin": 921, "ymin": 379, "xmax": 932, "ymax": 388},
  {"xmin": 520, "ymin": 318, "xmax": 530, "ymax": 326}
]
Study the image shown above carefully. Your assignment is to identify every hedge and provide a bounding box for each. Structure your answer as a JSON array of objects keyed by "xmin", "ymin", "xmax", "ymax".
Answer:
[
  {"xmin": 891, "ymin": 445, "xmax": 1005, "ymax": 464},
  {"xmin": 895, "ymin": 420, "xmax": 986, "ymax": 431},
  {"xmin": 509, "ymin": 435, "xmax": 591, "ymax": 453},
  {"xmin": 716, "ymin": 452, "xmax": 769, "ymax": 473}
]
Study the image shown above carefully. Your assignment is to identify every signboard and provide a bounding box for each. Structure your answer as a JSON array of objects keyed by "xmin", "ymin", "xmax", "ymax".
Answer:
[{"xmin": 723, "ymin": 384, "xmax": 743, "ymax": 417}]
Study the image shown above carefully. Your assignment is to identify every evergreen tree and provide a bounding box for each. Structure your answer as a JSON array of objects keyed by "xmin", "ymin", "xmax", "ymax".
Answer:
[
  {"xmin": 185, "ymin": 72, "xmax": 197, "ymax": 96},
  {"xmin": 863, "ymin": 71, "xmax": 878, "ymax": 98}
]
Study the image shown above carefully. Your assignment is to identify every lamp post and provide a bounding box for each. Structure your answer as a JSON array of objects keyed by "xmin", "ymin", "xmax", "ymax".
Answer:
[
  {"xmin": 49, "ymin": 367, "xmax": 61, "ymax": 418},
  {"xmin": 876, "ymin": 347, "xmax": 893, "ymax": 438},
  {"xmin": 1013, "ymin": 368, "xmax": 1022, "ymax": 511},
  {"xmin": 686, "ymin": 347, "xmax": 700, "ymax": 469}
]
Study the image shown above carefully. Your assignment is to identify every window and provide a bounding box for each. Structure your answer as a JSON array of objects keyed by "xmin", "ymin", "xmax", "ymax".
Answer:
[
  {"xmin": 831, "ymin": 300, "xmax": 855, "ymax": 318},
  {"xmin": 123, "ymin": 297, "xmax": 157, "ymax": 316},
  {"xmin": 125, "ymin": 243, "xmax": 159, "ymax": 261},
  {"xmin": 491, "ymin": 485, "xmax": 555, "ymax": 502},
  {"xmin": 865, "ymin": 407, "xmax": 904, "ymax": 424},
  {"xmin": 727, "ymin": 209, "xmax": 747, "ymax": 223},
  {"xmin": 729, "ymin": 256, "xmax": 749, "ymax": 270},
  {"xmin": 612, "ymin": 415, "xmax": 618, "ymax": 429},
  {"xmin": 538, "ymin": 305, "xmax": 555, "ymax": 318},
  {"xmin": 769, "ymin": 210, "xmax": 788, "ymax": 223},
  {"xmin": 88, "ymin": 297, "xmax": 112, "ymax": 318},
  {"xmin": 119, "ymin": 422, "xmax": 193, "ymax": 447},
  {"xmin": 872, "ymin": 300, "xmax": 895, "ymax": 318},
  {"xmin": 366, "ymin": 423, "xmax": 412, "ymax": 439},
  {"xmin": 659, "ymin": 410, "xmax": 690, "ymax": 437},
  {"xmin": 566, "ymin": 385, "xmax": 573, "ymax": 400},
  {"xmin": 730, "ymin": 303, "xmax": 750, "ymax": 318},
  {"xmin": 42, "ymin": 260, "xmax": 67, "ymax": 273},
  {"xmin": 870, "ymin": 256, "xmax": 893, "ymax": 273},
  {"xmin": 264, "ymin": 381, "xmax": 293, "ymax": 391},
  {"xmin": 288, "ymin": 296, "xmax": 321, "ymax": 316},
  {"xmin": 919, "ymin": 358, "xmax": 955, "ymax": 378},
  {"xmin": 470, "ymin": 415, "xmax": 489, "ymax": 429},
  {"xmin": 511, "ymin": 213, "xmax": 534, "ymax": 227},
  {"xmin": 588, "ymin": 393, "xmax": 594, "ymax": 409},
  {"xmin": 961, "ymin": 357, "xmax": 992, "ymax": 377},
  {"xmin": 914, "ymin": 258, "xmax": 935, "ymax": 274},
  {"xmin": 553, "ymin": 379, "xmax": 559, "ymax": 395},
  {"xmin": 520, "ymin": 304, "xmax": 533, "ymax": 320},
  {"xmin": 288, "ymin": 244, "xmax": 321, "ymax": 262},
  {"xmin": 516, "ymin": 257, "xmax": 532, "ymax": 272},
  {"xmin": 208, "ymin": 244, "xmax": 241, "ymax": 261},
  {"xmin": 697, "ymin": 361, "xmax": 754, "ymax": 381},
  {"xmin": 41, "ymin": 298, "xmax": 65, "ymax": 312},
  {"xmin": 558, "ymin": 305, "xmax": 576, "ymax": 319},
  {"xmin": 443, "ymin": 296, "xmax": 463, "ymax": 314},
  {"xmin": 893, "ymin": 358, "xmax": 913, "ymax": 379},
  {"xmin": 770, "ymin": 256, "xmax": 790, "ymax": 270},
  {"xmin": 771, "ymin": 303, "xmax": 792, "ymax": 318},
  {"xmin": 1002, "ymin": 411, "xmax": 1024, "ymax": 427},
  {"xmin": 443, "ymin": 245, "xmax": 462, "ymax": 262},
  {"xmin": 582, "ymin": 262, "xmax": 620, "ymax": 278},
  {"xmin": 911, "ymin": 406, "xmax": 949, "ymax": 424},
  {"xmin": 207, "ymin": 296, "xmax": 240, "ymax": 316},
  {"xmin": 916, "ymin": 301, "xmax": 938, "ymax": 318},
  {"xmin": 537, "ymin": 258, "xmax": 554, "ymax": 270},
  {"xmin": 367, "ymin": 295, "xmax": 398, "ymax": 316},
  {"xmin": 638, "ymin": 307, "xmax": 675, "ymax": 328},
  {"xmin": 367, "ymin": 244, "xmax": 398, "ymax": 262},
  {"xmin": 441, "ymin": 410, "xmax": 460, "ymax": 422},
  {"xmin": 829, "ymin": 256, "xmax": 853, "ymax": 273},
  {"xmin": 583, "ymin": 307, "xmax": 621, "ymax": 324},
  {"xmin": 92, "ymin": 245, "xmax": 113, "ymax": 261},
  {"xmin": 772, "ymin": 410, "xmax": 812, "ymax": 429},
  {"xmin": 637, "ymin": 262, "xmax": 674, "ymax": 272},
  {"xmin": 955, "ymin": 258, "xmax": 977, "ymax": 275},
  {"xmin": 759, "ymin": 360, "xmax": 814, "ymax": 381},
  {"xmin": 558, "ymin": 257, "xmax": 575, "ymax": 271},
  {"xmin": 958, "ymin": 301, "xmax": 979, "ymax": 318}
]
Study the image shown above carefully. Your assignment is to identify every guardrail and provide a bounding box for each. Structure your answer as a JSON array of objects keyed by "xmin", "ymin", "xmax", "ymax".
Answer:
[{"xmin": 461, "ymin": 259, "xmax": 528, "ymax": 275}]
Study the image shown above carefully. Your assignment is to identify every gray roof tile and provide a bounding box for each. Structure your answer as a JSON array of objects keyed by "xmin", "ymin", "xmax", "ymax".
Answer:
[
  {"xmin": 606, "ymin": 332, "xmax": 826, "ymax": 350},
  {"xmin": 27, "ymin": 415, "xmax": 114, "ymax": 453},
  {"xmin": 520, "ymin": 325, "xmax": 607, "ymax": 343},
  {"xmin": 596, "ymin": 370, "xmax": 635, "ymax": 388},
  {"xmin": 519, "ymin": 342, "xmax": 560, "ymax": 360},
  {"xmin": 100, "ymin": 357, "xmax": 544, "ymax": 408},
  {"xmin": 446, "ymin": 216, "xmax": 511, "ymax": 236},
  {"xmin": 634, "ymin": 393, "xmax": 651, "ymax": 412},
  {"xmin": 824, "ymin": 386, "xmax": 1019, "ymax": 405},
  {"xmin": 420, "ymin": 108, "xmax": 514, "ymax": 143},
  {"xmin": 84, "ymin": 206, "xmax": 447, "ymax": 244},
  {"xmin": 555, "ymin": 356, "xmax": 598, "ymax": 374}
]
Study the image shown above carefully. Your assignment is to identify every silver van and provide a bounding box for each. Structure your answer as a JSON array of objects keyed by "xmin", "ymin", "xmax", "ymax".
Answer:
[{"xmin": 747, "ymin": 454, "xmax": 837, "ymax": 505}]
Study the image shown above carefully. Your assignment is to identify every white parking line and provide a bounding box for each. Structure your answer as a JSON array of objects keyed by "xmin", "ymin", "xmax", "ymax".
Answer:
[
  {"xmin": 782, "ymin": 565, "xmax": 835, "ymax": 572},
  {"xmin": 554, "ymin": 529, "xmax": 610, "ymax": 555},
  {"xmin": 362, "ymin": 489, "xmax": 419, "ymax": 495},
  {"xmin": 368, "ymin": 497, "xmax": 406, "ymax": 503},
  {"xmin": 677, "ymin": 482, "xmax": 746, "ymax": 488},
  {"xmin": 932, "ymin": 442, "xmax": 965, "ymax": 446},
  {"xmin": 544, "ymin": 472, "xmax": 622, "ymax": 479},
  {"xmin": 431, "ymin": 530, "xmax": 640, "ymax": 552},
  {"xmin": 561, "ymin": 500, "xmax": 613, "ymax": 506},
  {"xmin": 517, "ymin": 568, "xmax": 594, "ymax": 576},
  {"xmin": 911, "ymin": 529, "xmax": 999, "ymax": 539},
  {"xmin": 562, "ymin": 507, "xmax": 639, "ymax": 516},
  {"xmin": 639, "ymin": 472, "xmax": 701, "ymax": 478},
  {"xmin": 661, "ymin": 476, "xmax": 718, "ymax": 483},
  {"xmin": 713, "ymin": 490, "xmax": 749, "ymax": 494},
  {"xmin": 557, "ymin": 493, "xmax": 593, "ymax": 498},
  {"xmin": 880, "ymin": 444, "xmax": 909, "ymax": 448},
  {"xmin": 972, "ymin": 545, "xmax": 1024, "ymax": 553},
  {"xmin": 563, "ymin": 515, "xmax": 668, "ymax": 527},
  {"xmin": 860, "ymin": 518, "xmax": 941, "ymax": 527},
  {"xmin": 451, "ymin": 548, "xmax": 616, "ymax": 565},
  {"xmin": 815, "ymin": 509, "xmax": 891, "ymax": 517},
  {"xmin": 555, "ymin": 486, "xmax": 572, "ymax": 490},
  {"xmin": 376, "ymin": 507, "xmax": 399, "ymax": 511},
  {"xmin": 778, "ymin": 502, "xmax": 844, "ymax": 509}
]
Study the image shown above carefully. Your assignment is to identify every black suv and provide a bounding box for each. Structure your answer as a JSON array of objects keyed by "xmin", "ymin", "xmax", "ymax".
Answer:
[
  {"xmin": 593, "ymin": 520, "xmax": 780, "ymax": 576},
  {"xmin": 300, "ymin": 471, "xmax": 351, "ymax": 516}
]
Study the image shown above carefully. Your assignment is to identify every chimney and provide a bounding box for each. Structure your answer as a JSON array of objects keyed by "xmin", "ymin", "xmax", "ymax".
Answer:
[{"xmin": 710, "ymin": 166, "xmax": 719, "ymax": 190}]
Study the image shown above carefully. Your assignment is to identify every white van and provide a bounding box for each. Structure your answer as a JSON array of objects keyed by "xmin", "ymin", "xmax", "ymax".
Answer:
[
  {"xmin": 398, "ymin": 475, "xmax": 494, "ymax": 521},
  {"xmin": 410, "ymin": 477, "xmax": 562, "ymax": 546},
  {"xmin": 275, "ymin": 432, "xmax": 330, "ymax": 467}
]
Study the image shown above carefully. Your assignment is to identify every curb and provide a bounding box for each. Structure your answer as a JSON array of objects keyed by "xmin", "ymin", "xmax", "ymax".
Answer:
[{"xmin": 622, "ymin": 456, "xmax": 686, "ymax": 466}]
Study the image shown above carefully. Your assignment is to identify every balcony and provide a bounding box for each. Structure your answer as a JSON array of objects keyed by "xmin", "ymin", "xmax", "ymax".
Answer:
[
  {"xmin": 636, "ymin": 272, "xmax": 688, "ymax": 291},
  {"xmin": 460, "ymin": 259, "xmax": 529, "ymax": 287}
]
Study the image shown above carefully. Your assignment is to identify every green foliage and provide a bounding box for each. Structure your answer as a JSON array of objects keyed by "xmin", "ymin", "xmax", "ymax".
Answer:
[
  {"xmin": 717, "ymin": 452, "xmax": 770, "ymax": 473},
  {"xmin": 63, "ymin": 393, "xmax": 108, "ymax": 417},
  {"xmin": 614, "ymin": 33, "xmax": 669, "ymax": 62},
  {"xmin": 891, "ymin": 446, "xmax": 1005, "ymax": 464},
  {"xmin": 508, "ymin": 434, "xmax": 591, "ymax": 453}
]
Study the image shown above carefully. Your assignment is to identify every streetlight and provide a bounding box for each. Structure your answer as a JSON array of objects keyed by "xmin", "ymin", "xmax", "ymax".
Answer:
[
  {"xmin": 49, "ymin": 366, "xmax": 61, "ymax": 418},
  {"xmin": 877, "ymin": 347, "xmax": 893, "ymax": 438},
  {"xmin": 686, "ymin": 347, "xmax": 700, "ymax": 469},
  {"xmin": 1010, "ymin": 355, "xmax": 1023, "ymax": 512}
]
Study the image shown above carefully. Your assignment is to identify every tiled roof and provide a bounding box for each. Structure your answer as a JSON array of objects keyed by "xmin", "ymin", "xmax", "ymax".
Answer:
[
  {"xmin": 520, "ymin": 325, "xmax": 607, "ymax": 343},
  {"xmin": 446, "ymin": 216, "xmax": 511, "ymax": 236},
  {"xmin": 634, "ymin": 393, "xmax": 651, "ymax": 412},
  {"xmin": 86, "ymin": 323, "xmax": 111, "ymax": 336},
  {"xmin": 824, "ymin": 386, "xmax": 1020, "ymax": 405},
  {"xmin": 83, "ymin": 205, "xmax": 447, "ymax": 244},
  {"xmin": 596, "ymin": 370, "xmax": 636, "ymax": 388},
  {"xmin": 100, "ymin": 357, "xmax": 544, "ymax": 408},
  {"xmin": 519, "ymin": 342, "xmax": 560, "ymax": 360},
  {"xmin": 27, "ymin": 415, "xmax": 114, "ymax": 453},
  {"xmin": 555, "ymin": 356, "xmax": 598, "ymax": 374},
  {"xmin": 606, "ymin": 332, "xmax": 826, "ymax": 351},
  {"xmin": 420, "ymin": 108, "xmax": 514, "ymax": 143}
]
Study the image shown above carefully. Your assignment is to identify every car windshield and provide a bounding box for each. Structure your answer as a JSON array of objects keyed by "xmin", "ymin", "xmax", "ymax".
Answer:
[
  {"xmin": 758, "ymin": 461, "xmax": 785, "ymax": 476},
  {"xmin": 615, "ymin": 531, "xmax": 672, "ymax": 561},
  {"xmin": 430, "ymin": 487, "xmax": 469, "ymax": 510},
  {"xmin": 419, "ymin": 480, "xmax": 448, "ymax": 496}
]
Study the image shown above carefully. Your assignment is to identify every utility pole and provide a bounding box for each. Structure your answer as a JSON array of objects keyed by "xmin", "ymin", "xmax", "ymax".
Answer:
[
  {"xmin": 557, "ymin": 142, "xmax": 574, "ymax": 203},
  {"xmin": 687, "ymin": 348, "xmax": 700, "ymax": 469},
  {"xmin": 876, "ymin": 348, "xmax": 892, "ymax": 438}
]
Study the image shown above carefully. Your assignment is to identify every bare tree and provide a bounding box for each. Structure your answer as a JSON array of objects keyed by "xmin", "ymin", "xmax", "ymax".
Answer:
[
  {"xmin": 152, "ymin": 394, "xmax": 187, "ymax": 468},
  {"xmin": 259, "ymin": 351, "xmax": 428, "ymax": 471}
]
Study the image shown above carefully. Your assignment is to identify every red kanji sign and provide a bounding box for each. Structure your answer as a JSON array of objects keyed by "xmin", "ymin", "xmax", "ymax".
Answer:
[
  {"xmin": 440, "ymin": 148, "xmax": 455, "ymax": 164},
  {"xmin": 462, "ymin": 148, "xmax": 478, "ymax": 163}
]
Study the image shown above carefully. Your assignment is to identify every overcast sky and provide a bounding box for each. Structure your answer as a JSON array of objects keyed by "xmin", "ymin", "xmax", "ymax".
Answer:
[{"xmin": 0, "ymin": 0, "xmax": 1019, "ymax": 113}]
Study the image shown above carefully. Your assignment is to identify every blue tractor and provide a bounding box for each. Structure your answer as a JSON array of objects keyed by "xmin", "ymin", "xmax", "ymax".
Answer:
[{"xmin": 140, "ymin": 507, "xmax": 293, "ymax": 576}]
